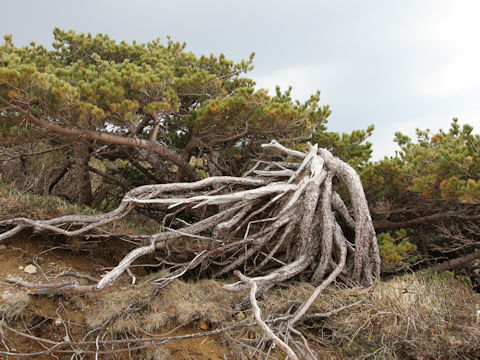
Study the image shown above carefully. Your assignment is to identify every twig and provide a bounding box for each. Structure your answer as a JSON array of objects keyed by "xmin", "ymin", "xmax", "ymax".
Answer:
[
  {"xmin": 4, "ymin": 144, "xmax": 70, "ymax": 160},
  {"xmin": 234, "ymin": 270, "xmax": 299, "ymax": 360},
  {"xmin": 126, "ymin": 268, "xmax": 136, "ymax": 285},
  {"xmin": 1, "ymin": 320, "xmax": 254, "ymax": 356},
  {"xmin": 6, "ymin": 277, "xmax": 79, "ymax": 290},
  {"xmin": 304, "ymin": 299, "xmax": 364, "ymax": 319},
  {"xmin": 57, "ymin": 271, "xmax": 99, "ymax": 283}
]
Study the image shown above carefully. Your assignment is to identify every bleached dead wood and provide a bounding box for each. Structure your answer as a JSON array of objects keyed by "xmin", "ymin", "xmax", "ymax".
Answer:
[
  {"xmin": 235, "ymin": 270, "xmax": 299, "ymax": 360},
  {"xmin": 0, "ymin": 140, "xmax": 380, "ymax": 358},
  {"xmin": 1, "ymin": 140, "xmax": 379, "ymax": 300}
]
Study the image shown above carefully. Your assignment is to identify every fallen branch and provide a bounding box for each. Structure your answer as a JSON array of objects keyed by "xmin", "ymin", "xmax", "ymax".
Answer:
[
  {"xmin": 374, "ymin": 211, "xmax": 480, "ymax": 231},
  {"xmin": 5, "ymin": 277, "xmax": 94, "ymax": 294},
  {"xmin": 0, "ymin": 321, "xmax": 255, "ymax": 357},
  {"xmin": 430, "ymin": 249, "xmax": 480, "ymax": 273}
]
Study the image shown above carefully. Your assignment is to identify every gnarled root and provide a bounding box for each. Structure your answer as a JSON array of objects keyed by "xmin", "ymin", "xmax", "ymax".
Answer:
[{"xmin": 1, "ymin": 140, "xmax": 379, "ymax": 297}]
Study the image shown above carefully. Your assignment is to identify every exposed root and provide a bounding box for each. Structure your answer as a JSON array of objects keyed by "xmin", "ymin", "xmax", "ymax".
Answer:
[
  {"xmin": 1, "ymin": 140, "xmax": 379, "ymax": 307},
  {"xmin": 5, "ymin": 277, "xmax": 94, "ymax": 294},
  {"xmin": 234, "ymin": 270, "xmax": 299, "ymax": 360}
]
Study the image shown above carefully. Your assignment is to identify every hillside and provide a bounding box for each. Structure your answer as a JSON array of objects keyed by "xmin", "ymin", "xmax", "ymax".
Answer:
[{"xmin": 0, "ymin": 189, "xmax": 479, "ymax": 359}]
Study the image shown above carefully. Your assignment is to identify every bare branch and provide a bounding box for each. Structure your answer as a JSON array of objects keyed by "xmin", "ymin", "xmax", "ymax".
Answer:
[
  {"xmin": 1, "ymin": 140, "xmax": 379, "ymax": 298},
  {"xmin": 234, "ymin": 270, "xmax": 299, "ymax": 360}
]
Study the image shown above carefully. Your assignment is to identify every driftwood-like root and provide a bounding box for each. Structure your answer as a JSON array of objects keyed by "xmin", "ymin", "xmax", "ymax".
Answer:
[
  {"xmin": 0, "ymin": 140, "xmax": 380, "ymax": 358},
  {"xmin": 235, "ymin": 270, "xmax": 299, "ymax": 360},
  {"xmin": 0, "ymin": 140, "xmax": 379, "ymax": 298}
]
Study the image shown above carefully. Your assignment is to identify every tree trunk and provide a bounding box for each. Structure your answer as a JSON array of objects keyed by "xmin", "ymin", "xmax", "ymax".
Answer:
[
  {"xmin": 45, "ymin": 159, "xmax": 72, "ymax": 194},
  {"xmin": 137, "ymin": 149, "xmax": 176, "ymax": 183},
  {"xmin": 73, "ymin": 142, "xmax": 92, "ymax": 206}
]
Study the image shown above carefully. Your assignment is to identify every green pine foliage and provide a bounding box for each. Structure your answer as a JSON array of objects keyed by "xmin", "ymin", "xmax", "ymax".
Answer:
[
  {"xmin": 377, "ymin": 229, "xmax": 417, "ymax": 271},
  {"xmin": 5, "ymin": 29, "xmax": 479, "ymax": 278},
  {"xmin": 363, "ymin": 119, "xmax": 480, "ymax": 204},
  {"xmin": 0, "ymin": 29, "xmax": 328, "ymax": 153},
  {"xmin": 313, "ymin": 125, "xmax": 374, "ymax": 169},
  {"xmin": 0, "ymin": 29, "xmax": 374, "ymax": 203},
  {"xmin": 362, "ymin": 119, "xmax": 480, "ymax": 273}
]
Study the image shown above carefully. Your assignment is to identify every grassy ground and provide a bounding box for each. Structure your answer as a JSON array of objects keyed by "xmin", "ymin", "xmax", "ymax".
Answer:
[{"xmin": 1, "ymin": 187, "xmax": 480, "ymax": 359}]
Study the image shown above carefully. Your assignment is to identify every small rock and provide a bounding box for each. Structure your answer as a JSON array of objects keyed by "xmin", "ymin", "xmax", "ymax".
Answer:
[
  {"xmin": 24, "ymin": 264, "xmax": 37, "ymax": 274},
  {"xmin": 63, "ymin": 334, "xmax": 70, "ymax": 342},
  {"xmin": 236, "ymin": 312, "xmax": 245, "ymax": 321},
  {"xmin": 18, "ymin": 266, "xmax": 24, "ymax": 270},
  {"xmin": 0, "ymin": 244, "xmax": 6, "ymax": 250},
  {"xmin": 199, "ymin": 320, "xmax": 209, "ymax": 330},
  {"xmin": 54, "ymin": 318, "xmax": 62, "ymax": 326}
]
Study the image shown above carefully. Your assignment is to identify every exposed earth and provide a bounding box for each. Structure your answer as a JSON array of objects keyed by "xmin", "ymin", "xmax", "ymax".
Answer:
[
  {"xmin": 0, "ymin": 233, "xmax": 230, "ymax": 359},
  {"xmin": 0, "ymin": 193, "xmax": 479, "ymax": 359}
]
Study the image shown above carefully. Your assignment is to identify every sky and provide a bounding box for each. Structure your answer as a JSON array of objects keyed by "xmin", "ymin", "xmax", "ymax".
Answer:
[{"xmin": 2, "ymin": 0, "xmax": 480, "ymax": 159}]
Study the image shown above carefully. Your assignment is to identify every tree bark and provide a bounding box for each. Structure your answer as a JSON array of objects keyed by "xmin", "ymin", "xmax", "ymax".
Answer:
[
  {"xmin": 0, "ymin": 99, "xmax": 197, "ymax": 180},
  {"xmin": 137, "ymin": 149, "xmax": 176, "ymax": 183},
  {"xmin": 73, "ymin": 142, "xmax": 92, "ymax": 206},
  {"xmin": 374, "ymin": 211, "xmax": 480, "ymax": 231},
  {"xmin": 45, "ymin": 160, "xmax": 72, "ymax": 194},
  {"xmin": 431, "ymin": 249, "xmax": 480, "ymax": 272}
]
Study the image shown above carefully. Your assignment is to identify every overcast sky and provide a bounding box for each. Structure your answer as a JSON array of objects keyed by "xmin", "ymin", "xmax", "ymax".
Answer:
[{"xmin": 2, "ymin": 0, "xmax": 480, "ymax": 159}]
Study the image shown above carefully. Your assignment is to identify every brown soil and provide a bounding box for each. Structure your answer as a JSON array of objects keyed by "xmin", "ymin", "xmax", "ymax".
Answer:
[
  {"xmin": 0, "ymin": 233, "xmax": 229, "ymax": 359},
  {"xmin": 1, "ymin": 225, "xmax": 479, "ymax": 359}
]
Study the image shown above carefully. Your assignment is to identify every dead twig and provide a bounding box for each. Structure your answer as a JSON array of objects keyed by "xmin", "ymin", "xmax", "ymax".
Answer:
[{"xmin": 235, "ymin": 270, "xmax": 299, "ymax": 360}]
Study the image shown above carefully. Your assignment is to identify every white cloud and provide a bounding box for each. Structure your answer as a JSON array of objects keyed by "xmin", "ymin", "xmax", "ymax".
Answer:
[
  {"xmin": 413, "ymin": 1, "xmax": 480, "ymax": 98},
  {"xmin": 370, "ymin": 116, "xmax": 454, "ymax": 160},
  {"xmin": 455, "ymin": 109, "xmax": 480, "ymax": 128},
  {"xmin": 252, "ymin": 65, "xmax": 337, "ymax": 102},
  {"xmin": 415, "ymin": 58, "xmax": 480, "ymax": 99}
]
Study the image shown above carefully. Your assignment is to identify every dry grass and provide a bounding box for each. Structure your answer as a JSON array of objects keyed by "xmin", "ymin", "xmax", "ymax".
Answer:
[
  {"xmin": 83, "ymin": 277, "xmax": 242, "ymax": 336},
  {"xmin": 145, "ymin": 279, "xmax": 241, "ymax": 332},
  {"xmin": 0, "ymin": 181, "xmax": 98, "ymax": 220},
  {"xmin": 79, "ymin": 272, "xmax": 480, "ymax": 359},
  {"xmin": 84, "ymin": 288, "xmax": 151, "ymax": 331},
  {"xmin": 0, "ymin": 291, "xmax": 29, "ymax": 321},
  {"xmin": 0, "ymin": 270, "xmax": 478, "ymax": 359},
  {"xmin": 146, "ymin": 347, "xmax": 169, "ymax": 360},
  {"xmin": 211, "ymin": 273, "xmax": 480, "ymax": 359},
  {"xmin": 322, "ymin": 272, "xmax": 480, "ymax": 359}
]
